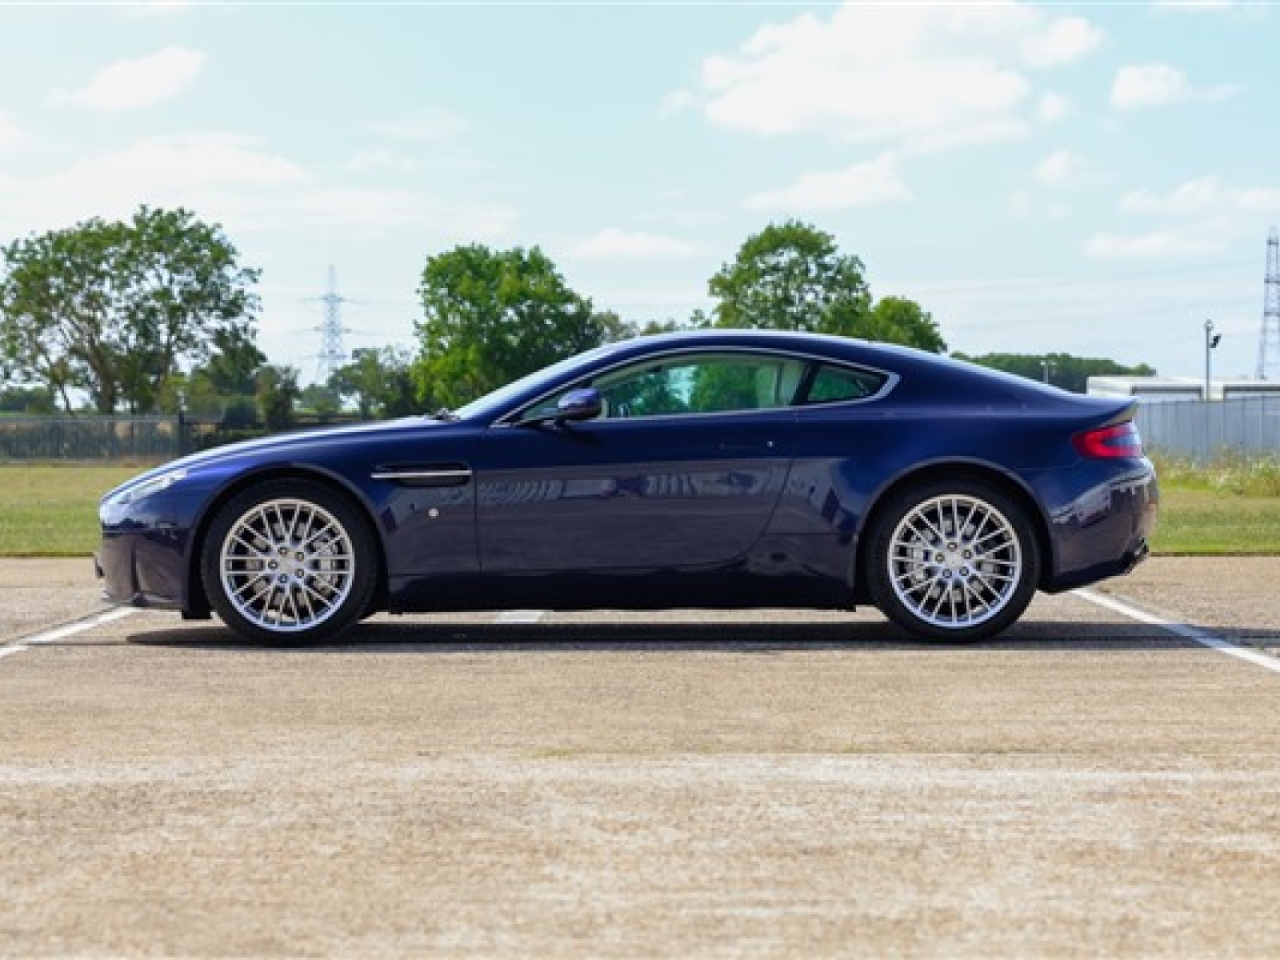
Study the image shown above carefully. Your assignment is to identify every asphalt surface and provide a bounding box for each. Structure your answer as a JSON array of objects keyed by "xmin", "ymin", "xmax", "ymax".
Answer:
[{"xmin": 3, "ymin": 557, "xmax": 1280, "ymax": 957}]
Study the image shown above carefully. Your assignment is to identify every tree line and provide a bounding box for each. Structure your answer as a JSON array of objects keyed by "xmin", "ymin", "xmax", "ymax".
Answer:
[{"xmin": 0, "ymin": 206, "xmax": 1149, "ymax": 427}]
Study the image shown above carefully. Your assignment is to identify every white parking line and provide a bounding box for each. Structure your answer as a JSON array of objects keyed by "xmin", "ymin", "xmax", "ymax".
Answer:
[
  {"xmin": 493, "ymin": 610, "xmax": 547, "ymax": 624},
  {"xmin": 1075, "ymin": 588, "xmax": 1280, "ymax": 676},
  {"xmin": 0, "ymin": 607, "xmax": 139, "ymax": 663}
]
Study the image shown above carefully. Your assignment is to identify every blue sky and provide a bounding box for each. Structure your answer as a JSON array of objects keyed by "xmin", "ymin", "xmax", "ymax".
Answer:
[{"xmin": 1, "ymin": 1, "xmax": 1278, "ymax": 384}]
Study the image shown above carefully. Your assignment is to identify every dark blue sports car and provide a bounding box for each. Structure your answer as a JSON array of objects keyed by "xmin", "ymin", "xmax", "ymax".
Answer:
[{"xmin": 97, "ymin": 330, "xmax": 1157, "ymax": 644}]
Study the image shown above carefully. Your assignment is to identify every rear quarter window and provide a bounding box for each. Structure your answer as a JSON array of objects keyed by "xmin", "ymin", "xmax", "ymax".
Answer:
[{"xmin": 802, "ymin": 364, "xmax": 887, "ymax": 405}]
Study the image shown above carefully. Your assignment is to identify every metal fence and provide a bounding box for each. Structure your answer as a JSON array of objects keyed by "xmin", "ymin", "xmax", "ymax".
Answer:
[
  {"xmin": 0, "ymin": 414, "xmax": 356, "ymax": 461},
  {"xmin": 4, "ymin": 403, "xmax": 1278, "ymax": 465},
  {"xmin": 1139, "ymin": 396, "xmax": 1280, "ymax": 463},
  {"xmin": 0, "ymin": 415, "xmax": 181, "ymax": 461}
]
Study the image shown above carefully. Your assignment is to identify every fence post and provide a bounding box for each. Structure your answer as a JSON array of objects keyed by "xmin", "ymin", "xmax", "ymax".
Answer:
[{"xmin": 176, "ymin": 390, "xmax": 187, "ymax": 458}]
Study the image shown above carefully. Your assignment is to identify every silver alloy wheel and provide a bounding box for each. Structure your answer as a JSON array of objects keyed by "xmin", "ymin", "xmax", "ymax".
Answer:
[
  {"xmin": 218, "ymin": 497, "xmax": 355, "ymax": 634},
  {"xmin": 886, "ymin": 494, "xmax": 1022, "ymax": 631}
]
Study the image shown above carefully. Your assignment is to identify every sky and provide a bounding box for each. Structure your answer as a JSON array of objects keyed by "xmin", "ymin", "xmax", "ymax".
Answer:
[{"xmin": 1, "ymin": 0, "xmax": 1278, "ymax": 385}]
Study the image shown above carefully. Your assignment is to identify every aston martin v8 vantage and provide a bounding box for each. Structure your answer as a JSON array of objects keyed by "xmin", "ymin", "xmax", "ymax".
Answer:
[{"xmin": 98, "ymin": 330, "xmax": 1157, "ymax": 643}]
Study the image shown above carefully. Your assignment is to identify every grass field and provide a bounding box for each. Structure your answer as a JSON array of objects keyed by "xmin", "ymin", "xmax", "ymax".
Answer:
[
  {"xmin": 0, "ymin": 462, "xmax": 1276, "ymax": 558},
  {"xmin": 1151, "ymin": 487, "xmax": 1280, "ymax": 555},
  {"xmin": 0, "ymin": 465, "xmax": 142, "ymax": 557}
]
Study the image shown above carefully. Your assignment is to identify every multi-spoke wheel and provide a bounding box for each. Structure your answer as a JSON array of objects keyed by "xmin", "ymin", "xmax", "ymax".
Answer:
[
  {"xmin": 201, "ymin": 479, "xmax": 377, "ymax": 644},
  {"xmin": 866, "ymin": 481, "xmax": 1040, "ymax": 642}
]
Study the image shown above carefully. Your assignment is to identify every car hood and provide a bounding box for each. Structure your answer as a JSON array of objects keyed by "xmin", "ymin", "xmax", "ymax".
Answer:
[{"xmin": 114, "ymin": 416, "xmax": 453, "ymax": 492}]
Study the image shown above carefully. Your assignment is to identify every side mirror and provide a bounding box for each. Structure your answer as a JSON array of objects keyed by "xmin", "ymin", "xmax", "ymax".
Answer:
[{"xmin": 556, "ymin": 387, "xmax": 602, "ymax": 422}]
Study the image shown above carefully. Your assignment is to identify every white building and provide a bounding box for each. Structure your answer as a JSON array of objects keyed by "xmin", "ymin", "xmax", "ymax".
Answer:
[{"xmin": 1087, "ymin": 376, "xmax": 1280, "ymax": 402}]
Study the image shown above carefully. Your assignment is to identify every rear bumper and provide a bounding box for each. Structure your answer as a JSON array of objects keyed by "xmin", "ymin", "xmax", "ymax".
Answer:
[
  {"xmin": 1044, "ymin": 537, "xmax": 1150, "ymax": 594},
  {"xmin": 1042, "ymin": 459, "xmax": 1158, "ymax": 593}
]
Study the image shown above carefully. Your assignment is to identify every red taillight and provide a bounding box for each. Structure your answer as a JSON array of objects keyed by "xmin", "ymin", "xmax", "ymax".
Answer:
[{"xmin": 1073, "ymin": 421, "xmax": 1144, "ymax": 459}]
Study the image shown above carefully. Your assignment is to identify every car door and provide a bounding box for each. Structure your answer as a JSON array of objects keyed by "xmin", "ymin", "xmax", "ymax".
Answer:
[{"xmin": 473, "ymin": 350, "xmax": 804, "ymax": 573}]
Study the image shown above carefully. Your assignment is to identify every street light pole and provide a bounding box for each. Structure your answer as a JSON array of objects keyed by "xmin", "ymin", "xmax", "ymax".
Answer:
[{"xmin": 1204, "ymin": 319, "xmax": 1221, "ymax": 401}]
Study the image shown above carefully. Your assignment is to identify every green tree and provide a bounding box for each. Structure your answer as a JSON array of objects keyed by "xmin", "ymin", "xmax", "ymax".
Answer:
[
  {"xmin": 0, "ymin": 206, "xmax": 260, "ymax": 414},
  {"xmin": 952, "ymin": 352, "xmax": 1157, "ymax": 393},
  {"xmin": 175, "ymin": 325, "xmax": 268, "ymax": 423},
  {"xmin": 592, "ymin": 310, "xmax": 634, "ymax": 345},
  {"xmin": 199, "ymin": 326, "xmax": 267, "ymax": 397},
  {"xmin": 709, "ymin": 221, "xmax": 946, "ymax": 353},
  {"xmin": 413, "ymin": 245, "xmax": 605, "ymax": 408},
  {"xmin": 0, "ymin": 385, "xmax": 55, "ymax": 414},
  {"xmin": 255, "ymin": 364, "xmax": 300, "ymax": 432},
  {"xmin": 299, "ymin": 383, "xmax": 343, "ymax": 420},
  {"xmin": 329, "ymin": 346, "xmax": 417, "ymax": 420},
  {"xmin": 867, "ymin": 296, "xmax": 947, "ymax": 354},
  {"xmin": 709, "ymin": 220, "xmax": 871, "ymax": 336}
]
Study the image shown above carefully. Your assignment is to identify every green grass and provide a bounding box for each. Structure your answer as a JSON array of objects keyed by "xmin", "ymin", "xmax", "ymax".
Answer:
[
  {"xmin": 0, "ymin": 456, "xmax": 1278, "ymax": 557},
  {"xmin": 1146, "ymin": 453, "xmax": 1280, "ymax": 555},
  {"xmin": 1151, "ymin": 487, "xmax": 1280, "ymax": 555},
  {"xmin": 0, "ymin": 465, "xmax": 149, "ymax": 556}
]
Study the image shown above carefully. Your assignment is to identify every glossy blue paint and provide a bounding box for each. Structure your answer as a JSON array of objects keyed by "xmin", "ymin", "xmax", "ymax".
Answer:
[{"xmin": 97, "ymin": 330, "xmax": 1158, "ymax": 641}]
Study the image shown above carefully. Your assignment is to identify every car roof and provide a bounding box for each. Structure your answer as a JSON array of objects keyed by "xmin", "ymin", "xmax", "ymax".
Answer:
[{"xmin": 600, "ymin": 328, "xmax": 912, "ymax": 360}]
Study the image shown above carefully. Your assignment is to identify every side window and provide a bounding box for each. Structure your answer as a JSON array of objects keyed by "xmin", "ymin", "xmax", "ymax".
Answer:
[
  {"xmin": 802, "ymin": 364, "xmax": 887, "ymax": 405},
  {"xmin": 599, "ymin": 353, "xmax": 807, "ymax": 418},
  {"xmin": 518, "ymin": 352, "xmax": 809, "ymax": 421}
]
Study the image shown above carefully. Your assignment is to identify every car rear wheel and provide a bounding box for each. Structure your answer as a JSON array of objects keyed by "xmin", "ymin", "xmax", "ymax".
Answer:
[
  {"xmin": 866, "ymin": 480, "xmax": 1039, "ymax": 643},
  {"xmin": 201, "ymin": 479, "xmax": 377, "ymax": 644}
]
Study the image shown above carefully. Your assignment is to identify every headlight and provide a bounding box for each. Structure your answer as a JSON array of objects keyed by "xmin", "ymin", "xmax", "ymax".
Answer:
[{"xmin": 101, "ymin": 468, "xmax": 189, "ymax": 512}]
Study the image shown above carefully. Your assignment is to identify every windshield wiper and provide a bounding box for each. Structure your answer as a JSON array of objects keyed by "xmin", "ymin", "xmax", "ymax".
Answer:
[{"xmin": 428, "ymin": 407, "xmax": 460, "ymax": 422}]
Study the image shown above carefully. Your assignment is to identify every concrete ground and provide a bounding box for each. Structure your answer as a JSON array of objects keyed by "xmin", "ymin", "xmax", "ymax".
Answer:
[{"xmin": 2, "ymin": 558, "xmax": 1280, "ymax": 957}]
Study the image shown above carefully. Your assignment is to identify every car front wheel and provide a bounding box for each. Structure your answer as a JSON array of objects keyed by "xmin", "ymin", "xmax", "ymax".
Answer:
[
  {"xmin": 866, "ymin": 481, "xmax": 1040, "ymax": 643},
  {"xmin": 201, "ymin": 479, "xmax": 378, "ymax": 644}
]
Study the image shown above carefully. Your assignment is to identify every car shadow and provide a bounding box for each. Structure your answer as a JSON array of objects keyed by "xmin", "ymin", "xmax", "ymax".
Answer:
[{"xmin": 124, "ymin": 616, "xmax": 1280, "ymax": 654}]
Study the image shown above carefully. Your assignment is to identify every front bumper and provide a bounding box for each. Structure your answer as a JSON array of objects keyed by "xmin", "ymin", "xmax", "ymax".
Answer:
[{"xmin": 95, "ymin": 529, "xmax": 186, "ymax": 611}]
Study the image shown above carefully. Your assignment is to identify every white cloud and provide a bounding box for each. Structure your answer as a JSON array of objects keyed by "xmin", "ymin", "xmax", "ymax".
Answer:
[
  {"xmin": 1034, "ymin": 148, "xmax": 1078, "ymax": 186},
  {"xmin": 571, "ymin": 228, "xmax": 697, "ymax": 260},
  {"xmin": 744, "ymin": 153, "xmax": 913, "ymax": 211},
  {"xmin": 1037, "ymin": 92, "xmax": 1072, "ymax": 123},
  {"xmin": 69, "ymin": 133, "xmax": 306, "ymax": 190},
  {"xmin": 0, "ymin": 131, "xmax": 517, "ymax": 245},
  {"xmin": 1085, "ymin": 229, "xmax": 1225, "ymax": 259},
  {"xmin": 1110, "ymin": 63, "xmax": 1188, "ymax": 109},
  {"xmin": 0, "ymin": 111, "xmax": 23, "ymax": 149},
  {"xmin": 659, "ymin": 89, "xmax": 697, "ymax": 118},
  {"xmin": 56, "ymin": 45, "xmax": 205, "ymax": 111},
  {"xmin": 123, "ymin": 0, "xmax": 193, "ymax": 16},
  {"xmin": 1150, "ymin": 0, "xmax": 1235, "ymax": 10},
  {"xmin": 1110, "ymin": 62, "xmax": 1238, "ymax": 110},
  {"xmin": 1121, "ymin": 176, "xmax": 1280, "ymax": 214},
  {"xmin": 0, "ymin": 133, "xmax": 306, "ymax": 230},
  {"xmin": 1087, "ymin": 173, "xmax": 1280, "ymax": 260},
  {"xmin": 1088, "ymin": 174, "xmax": 1280, "ymax": 261},
  {"xmin": 691, "ymin": 2, "xmax": 1103, "ymax": 151},
  {"xmin": 344, "ymin": 150, "xmax": 419, "ymax": 175},
  {"xmin": 1019, "ymin": 15, "xmax": 1104, "ymax": 67},
  {"xmin": 1005, "ymin": 188, "xmax": 1034, "ymax": 218},
  {"xmin": 290, "ymin": 189, "xmax": 515, "ymax": 240},
  {"xmin": 368, "ymin": 108, "xmax": 469, "ymax": 144}
]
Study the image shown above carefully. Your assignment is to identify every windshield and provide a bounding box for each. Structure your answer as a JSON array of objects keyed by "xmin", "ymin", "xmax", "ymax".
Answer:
[{"xmin": 451, "ymin": 343, "xmax": 618, "ymax": 421}]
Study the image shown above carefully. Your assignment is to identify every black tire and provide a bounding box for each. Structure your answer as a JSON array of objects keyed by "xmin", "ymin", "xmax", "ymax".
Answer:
[
  {"xmin": 200, "ymin": 478, "xmax": 378, "ymax": 645},
  {"xmin": 865, "ymin": 479, "xmax": 1040, "ymax": 643}
]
